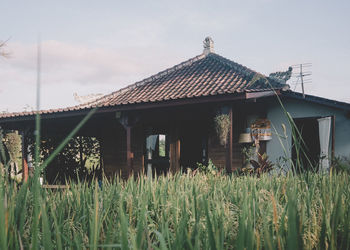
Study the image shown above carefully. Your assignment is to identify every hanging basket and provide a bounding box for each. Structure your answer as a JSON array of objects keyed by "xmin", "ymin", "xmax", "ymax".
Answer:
[{"xmin": 214, "ymin": 114, "xmax": 231, "ymax": 146}]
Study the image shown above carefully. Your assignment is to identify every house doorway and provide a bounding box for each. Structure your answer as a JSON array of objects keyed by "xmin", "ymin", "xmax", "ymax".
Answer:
[
  {"xmin": 292, "ymin": 117, "xmax": 320, "ymax": 171},
  {"xmin": 145, "ymin": 134, "xmax": 170, "ymax": 176},
  {"xmin": 180, "ymin": 125, "xmax": 208, "ymax": 169}
]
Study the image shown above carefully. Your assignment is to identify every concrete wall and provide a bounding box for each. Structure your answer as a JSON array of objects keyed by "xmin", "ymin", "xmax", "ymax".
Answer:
[{"xmin": 266, "ymin": 97, "xmax": 350, "ymax": 168}]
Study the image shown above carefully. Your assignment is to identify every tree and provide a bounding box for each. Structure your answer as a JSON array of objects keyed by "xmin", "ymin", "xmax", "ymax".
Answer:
[
  {"xmin": 0, "ymin": 40, "xmax": 10, "ymax": 58},
  {"xmin": 29, "ymin": 135, "xmax": 101, "ymax": 184}
]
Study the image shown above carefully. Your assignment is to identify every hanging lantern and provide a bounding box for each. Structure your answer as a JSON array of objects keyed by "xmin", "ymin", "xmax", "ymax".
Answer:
[
  {"xmin": 251, "ymin": 119, "xmax": 272, "ymax": 141},
  {"xmin": 238, "ymin": 133, "xmax": 253, "ymax": 144}
]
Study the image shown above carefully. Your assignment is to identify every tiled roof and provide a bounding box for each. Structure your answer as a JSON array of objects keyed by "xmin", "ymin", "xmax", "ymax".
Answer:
[{"xmin": 0, "ymin": 52, "xmax": 287, "ymax": 119}]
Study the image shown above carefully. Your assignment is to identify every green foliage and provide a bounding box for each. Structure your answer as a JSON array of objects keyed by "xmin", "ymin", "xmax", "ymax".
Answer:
[
  {"xmin": 196, "ymin": 159, "xmax": 221, "ymax": 175},
  {"xmin": 332, "ymin": 155, "xmax": 350, "ymax": 173},
  {"xmin": 241, "ymin": 145, "xmax": 255, "ymax": 167},
  {"xmin": 29, "ymin": 135, "xmax": 101, "ymax": 184}
]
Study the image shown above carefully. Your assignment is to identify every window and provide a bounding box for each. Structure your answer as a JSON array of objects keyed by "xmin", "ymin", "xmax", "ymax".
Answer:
[
  {"xmin": 158, "ymin": 135, "xmax": 166, "ymax": 157},
  {"xmin": 145, "ymin": 134, "xmax": 169, "ymax": 176},
  {"xmin": 146, "ymin": 134, "xmax": 167, "ymax": 159}
]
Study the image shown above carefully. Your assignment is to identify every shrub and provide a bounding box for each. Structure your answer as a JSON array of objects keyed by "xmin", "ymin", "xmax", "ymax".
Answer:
[
  {"xmin": 332, "ymin": 155, "xmax": 350, "ymax": 173},
  {"xmin": 195, "ymin": 159, "xmax": 221, "ymax": 175}
]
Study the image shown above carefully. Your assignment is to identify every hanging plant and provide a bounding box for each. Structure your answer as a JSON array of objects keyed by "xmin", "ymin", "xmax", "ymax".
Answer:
[{"xmin": 214, "ymin": 114, "xmax": 231, "ymax": 146}]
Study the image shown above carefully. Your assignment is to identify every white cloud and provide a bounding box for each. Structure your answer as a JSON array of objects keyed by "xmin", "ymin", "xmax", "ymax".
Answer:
[
  {"xmin": 0, "ymin": 37, "xmax": 349, "ymax": 113},
  {"xmin": 0, "ymin": 40, "xmax": 187, "ymax": 112}
]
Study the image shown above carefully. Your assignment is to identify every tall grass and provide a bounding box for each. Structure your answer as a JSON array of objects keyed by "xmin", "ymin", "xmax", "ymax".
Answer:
[{"xmin": 0, "ymin": 171, "xmax": 350, "ymax": 249}]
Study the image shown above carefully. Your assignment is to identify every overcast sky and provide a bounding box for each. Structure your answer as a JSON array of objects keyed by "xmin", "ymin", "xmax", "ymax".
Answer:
[{"xmin": 1, "ymin": 0, "xmax": 349, "ymax": 112}]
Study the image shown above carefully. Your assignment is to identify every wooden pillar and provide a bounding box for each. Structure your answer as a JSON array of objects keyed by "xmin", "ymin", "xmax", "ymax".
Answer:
[
  {"xmin": 118, "ymin": 114, "xmax": 136, "ymax": 177},
  {"xmin": 21, "ymin": 131, "xmax": 29, "ymax": 182},
  {"xmin": 126, "ymin": 125, "xmax": 133, "ymax": 175},
  {"xmin": 225, "ymin": 106, "xmax": 233, "ymax": 173},
  {"xmin": 176, "ymin": 139, "xmax": 181, "ymax": 171},
  {"xmin": 169, "ymin": 128, "xmax": 181, "ymax": 173},
  {"xmin": 169, "ymin": 140, "xmax": 175, "ymax": 173}
]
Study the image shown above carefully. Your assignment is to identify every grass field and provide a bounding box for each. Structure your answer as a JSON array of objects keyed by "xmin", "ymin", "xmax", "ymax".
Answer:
[{"xmin": 1, "ymin": 171, "xmax": 350, "ymax": 249}]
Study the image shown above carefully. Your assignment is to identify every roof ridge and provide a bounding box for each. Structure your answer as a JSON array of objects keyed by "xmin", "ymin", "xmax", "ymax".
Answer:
[
  {"xmin": 86, "ymin": 53, "xmax": 207, "ymax": 107},
  {"xmin": 207, "ymin": 53, "xmax": 263, "ymax": 78},
  {"xmin": 207, "ymin": 53, "xmax": 287, "ymax": 89}
]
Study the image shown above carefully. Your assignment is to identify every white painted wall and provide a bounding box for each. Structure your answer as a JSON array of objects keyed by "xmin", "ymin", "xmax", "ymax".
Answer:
[{"xmin": 266, "ymin": 98, "xmax": 350, "ymax": 168}]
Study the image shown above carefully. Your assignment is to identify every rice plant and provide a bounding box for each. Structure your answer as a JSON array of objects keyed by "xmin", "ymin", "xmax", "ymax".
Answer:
[{"xmin": 0, "ymin": 165, "xmax": 350, "ymax": 249}]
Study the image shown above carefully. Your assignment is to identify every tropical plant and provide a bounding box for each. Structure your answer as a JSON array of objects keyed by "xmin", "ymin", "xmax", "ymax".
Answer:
[{"xmin": 241, "ymin": 153, "xmax": 274, "ymax": 177}]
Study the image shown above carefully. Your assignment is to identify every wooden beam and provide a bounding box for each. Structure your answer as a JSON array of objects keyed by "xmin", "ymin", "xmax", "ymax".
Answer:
[
  {"xmin": 0, "ymin": 93, "xmax": 247, "ymax": 123},
  {"xmin": 225, "ymin": 106, "xmax": 233, "ymax": 173},
  {"xmin": 245, "ymin": 90, "xmax": 280, "ymax": 100}
]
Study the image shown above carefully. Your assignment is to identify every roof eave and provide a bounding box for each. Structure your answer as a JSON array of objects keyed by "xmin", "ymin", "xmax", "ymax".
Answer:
[
  {"xmin": 0, "ymin": 91, "xmax": 282, "ymax": 124},
  {"xmin": 281, "ymin": 91, "xmax": 350, "ymax": 111}
]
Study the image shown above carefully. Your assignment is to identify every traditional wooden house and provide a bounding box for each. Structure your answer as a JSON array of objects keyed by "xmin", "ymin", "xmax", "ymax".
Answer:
[{"xmin": 1, "ymin": 37, "xmax": 350, "ymax": 181}]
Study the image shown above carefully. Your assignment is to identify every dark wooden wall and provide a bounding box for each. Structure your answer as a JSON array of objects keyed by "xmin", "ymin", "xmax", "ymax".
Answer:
[
  {"xmin": 98, "ymin": 103, "xmax": 249, "ymax": 177},
  {"xmin": 0, "ymin": 100, "xmax": 271, "ymax": 180},
  {"xmin": 99, "ymin": 121, "xmax": 144, "ymax": 178}
]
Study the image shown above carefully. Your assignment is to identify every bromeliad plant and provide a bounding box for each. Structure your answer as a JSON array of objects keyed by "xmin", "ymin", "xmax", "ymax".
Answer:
[
  {"xmin": 241, "ymin": 153, "xmax": 274, "ymax": 177},
  {"xmin": 249, "ymin": 153, "xmax": 274, "ymax": 177}
]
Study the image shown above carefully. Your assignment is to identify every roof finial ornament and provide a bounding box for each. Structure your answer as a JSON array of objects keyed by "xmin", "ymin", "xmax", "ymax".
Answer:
[{"xmin": 203, "ymin": 36, "xmax": 214, "ymax": 55}]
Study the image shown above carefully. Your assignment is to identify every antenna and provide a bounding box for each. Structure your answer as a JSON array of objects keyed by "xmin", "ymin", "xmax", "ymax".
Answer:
[
  {"xmin": 300, "ymin": 64, "xmax": 305, "ymax": 98},
  {"xmin": 290, "ymin": 63, "xmax": 312, "ymax": 98}
]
